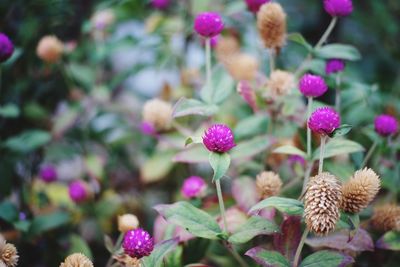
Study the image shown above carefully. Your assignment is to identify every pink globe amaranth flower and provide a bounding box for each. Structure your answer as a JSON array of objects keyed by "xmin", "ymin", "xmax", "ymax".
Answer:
[
  {"xmin": 288, "ymin": 155, "xmax": 306, "ymax": 168},
  {"xmin": 323, "ymin": 0, "xmax": 353, "ymax": 17},
  {"xmin": 245, "ymin": 0, "xmax": 271, "ymax": 13},
  {"xmin": 374, "ymin": 114, "xmax": 398, "ymax": 137},
  {"xmin": 194, "ymin": 12, "xmax": 224, "ymax": 38},
  {"xmin": 151, "ymin": 0, "xmax": 169, "ymax": 9},
  {"xmin": 181, "ymin": 176, "xmax": 207, "ymax": 199},
  {"xmin": 40, "ymin": 164, "xmax": 57, "ymax": 183},
  {"xmin": 325, "ymin": 59, "xmax": 345, "ymax": 74},
  {"xmin": 0, "ymin": 33, "xmax": 14, "ymax": 63},
  {"xmin": 299, "ymin": 74, "xmax": 328, "ymax": 98},
  {"xmin": 68, "ymin": 181, "xmax": 88, "ymax": 203},
  {"xmin": 308, "ymin": 107, "xmax": 341, "ymax": 135},
  {"xmin": 203, "ymin": 124, "xmax": 236, "ymax": 153},
  {"xmin": 140, "ymin": 121, "xmax": 156, "ymax": 136},
  {"xmin": 122, "ymin": 228, "xmax": 154, "ymax": 259}
]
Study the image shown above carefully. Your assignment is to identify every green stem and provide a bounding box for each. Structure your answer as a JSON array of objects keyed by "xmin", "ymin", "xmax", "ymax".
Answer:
[
  {"xmin": 335, "ymin": 73, "xmax": 342, "ymax": 112},
  {"xmin": 293, "ymin": 228, "xmax": 309, "ymax": 267},
  {"xmin": 225, "ymin": 242, "xmax": 250, "ymax": 267},
  {"xmin": 105, "ymin": 232, "xmax": 124, "ymax": 267},
  {"xmin": 318, "ymin": 135, "xmax": 327, "ymax": 174},
  {"xmin": 306, "ymin": 97, "xmax": 313, "ymax": 158},
  {"xmin": 360, "ymin": 140, "xmax": 378, "ymax": 168},
  {"xmin": 205, "ymin": 37, "xmax": 212, "ymax": 95},
  {"xmin": 215, "ymin": 179, "xmax": 228, "ymax": 233}
]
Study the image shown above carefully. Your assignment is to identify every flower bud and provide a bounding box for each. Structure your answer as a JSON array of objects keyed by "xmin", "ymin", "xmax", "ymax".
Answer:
[
  {"xmin": 374, "ymin": 114, "xmax": 398, "ymax": 137},
  {"xmin": 181, "ymin": 176, "xmax": 207, "ymax": 199},
  {"xmin": 194, "ymin": 12, "xmax": 224, "ymax": 38},
  {"xmin": 68, "ymin": 180, "xmax": 90, "ymax": 203},
  {"xmin": 325, "ymin": 59, "xmax": 345, "ymax": 74}
]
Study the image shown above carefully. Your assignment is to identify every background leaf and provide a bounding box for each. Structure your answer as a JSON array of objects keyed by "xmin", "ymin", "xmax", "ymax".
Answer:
[
  {"xmin": 245, "ymin": 247, "xmax": 290, "ymax": 267},
  {"xmin": 299, "ymin": 250, "xmax": 354, "ymax": 267},
  {"xmin": 314, "ymin": 44, "xmax": 361, "ymax": 61},
  {"xmin": 376, "ymin": 231, "xmax": 400, "ymax": 251},
  {"xmin": 228, "ymin": 216, "xmax": 279, "ymax": 244},
  {"xmin": 142, "ymin": 238, "xmax": 179, "ymax": 267},
  {"xmin": 249, "ymin": 197, "xmax": 304, "ymax": 216},
  {"xmin": 312, "ymin": 139, "xmax": 364, "ymax": 160}
]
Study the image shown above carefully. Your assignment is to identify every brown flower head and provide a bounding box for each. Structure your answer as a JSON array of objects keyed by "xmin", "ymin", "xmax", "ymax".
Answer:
[
  {"xmin": 118, "ymin": 214, "xmax": 139, "ymax": 233},
  {"xmin": 36, "ymin": 35, "xmax": 64, "ymax": 63},
  {"xmin": 256, "ymin": 171, "xmax": 283, "ymax": 199},
  {"xmin": 257, "ymin": 2, "xmax": 287, "ymax": 50},
  {"xmin": 142, "ymin": 98, "xmax": 173, "ymax": 131},
  {"xmin": 304, "ymin": 172, "xmax": 342, "ymax": 235},
  {"xmin": 0, "ymin": 238, "xmax": 18, "ymax": 267},
  {"xmin": 215, "ymin": 35, "xmax": 240, "ymax": 63},
  {"xmin": 341, "ymin": 168, "xmax": 380, "ymax": 213},
  {"xmin": 59, "ymin": 253, "xmax": 93, "ymax": 267},
  {"xmin": 265, "ymin": 70, "xmax": 294, "ymax": 98},
  {"xmin": 225, "ymin": 53, "xmax": 259, "ymax": 81},
  {"xmin": 371, "ymin": 205, "xmax": 400, "ymax": 232}
]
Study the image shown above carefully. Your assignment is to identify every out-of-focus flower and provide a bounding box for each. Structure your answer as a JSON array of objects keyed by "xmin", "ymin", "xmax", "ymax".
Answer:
[
  {"xmin": 371, "ymin": 205, "xmax": 400, "ymax": 232},
  {"xmin": 237, "ymin": 80, "xmax": 258, "ymax": 112},
  {"xmin": 91, "ymin": 9, "xmax": 115, "ymax": 30},
  {"xmin": 201, "ymin": 35, "xmax": 219, "ymax": 48},
  {"xmin": 215, "ymin": 35, "xmax": 240, "ymax": 62},
  {"xmin": 265, "ymin": 70, "xmax": 294, "ymax": 98},
  {"xmin": 122, "ymin": 228, "xmax": 154, "ymax": 259},
  {"xmin": 151, "ymin": 0, "xmax": 170, "ymax": 10},
  {"xmin": 225, "ymin": 53, "xmax": 259, "ymax": 81},
  {"xmin": 194, "ymin": 12, "xmax": 224, "ymax": 38},
  {"xmin": 36, "ymin": 35, "xmax": 63, "ymax": 63},
  {"xmin": 299, "ymin": 74, "xmax": 328, "ymax": 98},
  {"xmin": 304, "ymin": 172, "xmax": 342, "ymax": 235},
  {"xmin": 341, "ymin": 168, "xmax": 380, "ymax": 213},
  {"xmin": 323, "ymin": 0, "xmax": 353, "ymax": 17},
  {"xmin": 203, "ymin": 124, "xmax": 236, "ymax": 153},
  {"xmin": 0, "ymin": 33, "xmax": 14, "ymax": 63},
  {"xmin": 118, "ymin": 214, "xmax": 140, "ymax": 233},
  {"xmin": 140, "ymin": 121, "xmax": 157, "ymax": 136},
  {"xmin": 68, "ymin": 180, "xmax": 90, "ymax": 203},
  {"xmin": 308, "ymin": 107, "xmax": 341, "ymax": 135},
  {"xmin": 217, "ymin": 207, "xmax": 248, "ymax": 234},
  {"xmin": 257, "ymin": 2, "xmax": 287, "ymax": 50},
  {"xmin": 59, "ymin": 253, "xmax": 93, "ymax": 267},
  {"xmin": 245, "ymin": 0, "xmax": 271, "ymax": 13},
  {"xmin": 325, "ymin": 59, "xmax": 345, "ymax": 74},
  {"xmin": 153, "ymin": 215, "xmax": 193, "ymax": 243},
  {"xmin": 142, "ymin": 99, "xmax": 173, "ymax": 131},
  {"xmin": 374, "ymin": 114, "xmax": 398, "ymax": 137},
  {"xmin": 256, "ymin": 171, "xmax": 282, "ymax": 199},
  {"xmin": 181, "ymin": 176, "xmax": 207, "ymax": 199},
  {"xmin": 288, "ymin": 155, "xmax": 306, "ymax": 168},
  {"xmin": 0, "ymin": 237, "xmax": 18, "ymax": 267},
  {"xmin": 39, "ymin": 164, "xmax": 57, "ymax": 183}
]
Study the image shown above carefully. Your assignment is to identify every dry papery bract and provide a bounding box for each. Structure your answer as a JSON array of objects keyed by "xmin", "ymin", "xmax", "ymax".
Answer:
[
  {"xmin": 370, "ymin": 204, "xmax": 400, "ymax": 232},
  {"xmin": 59, "ymin": 253, "xmax": 93, "ymax": 267},
  {"xmin": 256, "ymin": 171, "xmax": 283, "ymax": 199},
  {"xmin": 257, "ymin": 2, "xmax": 287, "ymax": 51}
]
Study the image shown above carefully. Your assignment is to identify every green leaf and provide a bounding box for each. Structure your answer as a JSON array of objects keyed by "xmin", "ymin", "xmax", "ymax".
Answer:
[
  {"xmin": 273, "ymin": 145, "xmax": 307, "ymax": 159},
  {"xmin": 14, "ymin": 220, "xmax": 31, "ymax": 232},
  {"xmin": 249, "ymin": 197, "xmax": 304, "ymax": 216},
  {"xmin": 288, "ymin": 33, "xmax": 312, "ymax": 52},
  {"xmin": 314, "ymin": 44, "xmax": 361, "ymax": 61},
  {"xmin": 164, "ymin": 243, "xmax": 183, "ymax": 267},
  {"xmin": 140, "ymin": 150, "xmax": 175, "ymax": 183},
  {"xmin": 185, "ymin": 136, "xmax": 202, "ymax": 147},
  {"xmin": 246, "ymin": 247, "xmax": 290, "ymax": 267},
  {"xmin": 229, "ymin": 216, "xmax": 279, "ymax": 244},
  {"xmin": 0, "ymin": 104, "xmax": 20, "ymax": 118},
  {"xmin": 330, "ymin": 124, "xmax": 352, "ymax": 138},
  {"xmin": 67, "ymin": 63, "xmax": 95, "ymax": 89},
  {"xmin": 0, "ymin": 201, "xmax": 19, "ymax": 223},
  {"xmin": 3, "ymin": 47, "xmax": 23, "ymax": 67},
  {"xmin": 234, "ymin": 115, "xmax": 269, "ymax": 140},
  {"xmin": 142, "ymin": 238, "xmax": 179, "ymax": 267},
  {"xmin": 173, "ymin": 97, "xmax": 218, "ymax": 118},
  {"xmin": 299, "ymin": 250, "xmax": 354, "ymax": 267},
  {"xmin": 68, "ymin": 234, "xmax": 93, "ymax": 260},
  {"xmin": 174, "ymin": 144, "xmax": 209, "ymax": 163},
  {"xmin": 209, "ymin": 152, "xmax": 231, "ymax": 181},
  {"xmin": 200, "ymin": 66, "xmax": 234, "ymax": 104},
  {"xmin": 3, "ymin": 130, "xmax": 51, "ymax": 153},
  {"xmin": 312, "ymin": 139, "xmax": 364, "ymax": 161},
  {"xmin": 154, "ymin": 201, "xmax": 222, "ymax": 239},
  {"xmin": 376, "ymin": 231, "xmax": 400, "ymax": 251},
  {"xmin": 231, "ymin": 135, "xmax": 273, "ymax": 160},
  {"xmin": 29, "ymin": 211, "xmax": 70, "ymax": 236}
]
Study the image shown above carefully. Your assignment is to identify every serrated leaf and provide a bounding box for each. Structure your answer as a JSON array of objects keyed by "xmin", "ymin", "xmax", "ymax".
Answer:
[
  {"xmin": 314, "ymin": 44, "xmax": 361, "ymax": 61},
  {"xmin": 229, "ymin": 216, "xmax": 279, "ymax": 244},
  {"xmin": 249, "ymin": 197, "xmax": 304, "ymax": 216},
  {"xmin": 245, "ymin": 247, "xmax": 290, "ymax": 267},
  {"xmin": 142, "ymin": 238, "xmax": 179, "ymax": 267},
  {"xmin": 273, "ymin": 145, "xmax": 307, "ymax": 158},
  {"xmin": 209, "ymin": 152, "xmax": 231, "ymax": 181},
  {"xmin": 376, "ymin": 231, "xmax": 400, "ymax": 251},
  {"xmin": 312, "ymin": 139, "xmax": 364, "ymax": 160},
  {"xmin": 299, "ymin": 250, "xmax": 354, "ymax": 267},
  {"xmin": 330, "ymin": 124, "xmax": 352, "ymax": 138},
  {"xmin": 154, "ymin": 201, "xmax": 222, "ymax": 239},
  {"xmin": 173, "ymin": 97, "xmax": 218, "ymax": 118}
]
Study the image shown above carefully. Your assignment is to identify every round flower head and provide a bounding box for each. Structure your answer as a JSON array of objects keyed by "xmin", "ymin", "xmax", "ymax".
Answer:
[
  {"xmin": 60, "ymin": 253, "xmax": 93, "ymax": 267},
  {"xmin": 36, "ymin": 35, "xmax": 63, "ymax": 63},
  {"xmin": 91, "ymin": 9, "xmax": 115, "ymax": 30},
  {"xmin": 245, "ymin": 0, "xmax": 271, "ymax": 13},
  {"xmin": 323, "ymin": 0, "xmax": 353, "ymax": 17},
  {"xmin": 151, "ymin": 0, "xmax": 170, "ymax": 9},
  {"xmin": 203, "ymin": 124, "xmax": 236, "ymax": 153},
  {"xmin": 181, "ymin": 176, "xmax": 207, "ymax": 199},
  {"xmin": 0, "ymin": 238, "xmax": 18, "ymax": 267},
  {"xmin": 68, "ymin": 181, "xmax": 89, "ymax": 203},
  {"xmin": 266, "ymin": 70, "xmax": 294, "ymax": 98},
  {"xmin": 308, "ymin": 107, "xmax": 341, "ymax": 135},
  {"xmin": 325, "ymin": 59, "xmax": 345, "ymax": 75},
  {"xmin": 122, "ymin": 228, "xmax": 154, "ymax": 259},
  {"xmin": 256, "ymin": 171, "xmax": 282, "ymax": 199},
  {"xmin": 118, "ymin": 214, "xmax": 139, "ymax": 233},
  {"xmin": 226, "ymin": 53, "xmax": 259, "ymax": 81},
  {"xmin": 142, "ymin": 98, "xmax": 173, "ymax": 131},
  {"xmin": 299, "ymin": 74, "xmax": 328, "ymax": 98},
  {"xmin": 194, "ymin": 12, "xmax": 224, "ymax": 38},
  {"xmin": 0, "ymin": 33, "xmax": 14, "ymax": 63},
  {"xmin": 257, "ymin": 2, "xmax": 287, "ymax": 50},
  {"xmin": 140, "ymin": 121, "xmax": 156, "ymax": 136},
  {"xmin": 371, "ymin": 205, "xmax": 400, "ymax": 232},
  {"xmin": 39, "ymin": 164, "xmax": 57, "ymax": 183},
  {"xmin": 374, "ymin": 114, "xmax": 398, "ymax": 137}
]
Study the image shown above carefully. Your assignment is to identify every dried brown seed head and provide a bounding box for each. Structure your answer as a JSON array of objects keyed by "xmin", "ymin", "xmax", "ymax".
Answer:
[
  {"xmin": 257, "ymin": 2, "xmax": 287, "ymax": 50},
  {"xmin": 225, "ymin": 53, "xmax": 259, "ymax": 81},
  {"xmin": 36, "ymin": 35, "xmax": 64, "ymax": 63},
  {"xmin": 256, "ymin": 171, "xmax": 283, "ymax": 199},
  {"xmin": 265, "ymin": 70, "xmax": 294, "ymax": 98},
  {"xmin": 215, "ymin": 36, "xmax": 241, "ymax": 63},
  {"xmin": 371, "ymin": 205, "xmax": 400, "ymax": 232},
  {"xmin": 142, "ymin": 98, "xmax": 173, "ymax": 131},
  {"xmin": 59, "ymin": 253, "xmax": 93, "ymax": 267},
  {"xmin": 0, "ymin": 242, "xmax": 18, "ymax": 267}
]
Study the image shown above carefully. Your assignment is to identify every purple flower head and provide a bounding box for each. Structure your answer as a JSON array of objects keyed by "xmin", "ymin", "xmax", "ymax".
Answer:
[
  {"xmin": 194, "ymin": 12, "xmax": 224, "ymax": 38},
  {"xmin": 288, "ymin": 155, "xmax": 306, "ymax": 168},
  {"xmin": 299, "ymin": 74, "xmax": 328, "ymax": 98},
  {"xmin": 181, "ymin": 176, "xmax": 207, "ymax": 199},
  {"xmin": 245, "ymin": 0, "xmax": 271, "ymax": 13},
  {"xmin": 68, "ymin": 181, "xmax": 88, "ymax": 203},
  {"xmin": 325, "ymin": 59, "xmax": 345, "ymax": 74},
  {"xmin": 39, "ymin": 164, "xmax": 57, "ymax": 183},
  {"xmin": 0, "ymin": 33, "xmax": 14, "ymax": 63},
  {"xmin": 323, "ymin": 0, "xmax": 353, "ymax": 17},
  {"xmin": 122, "ymin": 228, "xmax": 154, "ymax": 258},
  {"xmin": 308, "ymin": 107, "xmax": 341, "ymax": 135},
  {"xmin": 201, "ymin": 35, "xmax": 219, "ymax": 48},
  {"xmin": 151, "ymin": 0, "xmax": 169, "ymax": 9},
  {"xmin": 140, "ymin": 121, "xmax": 156, "ymax": 136},
  {"xmin": 203, "ymin": 124, "xmax": 236, "ymax": 153},
  {"xmin": 374, "ymin": 114, "xmax": 398, "ymax": 137}
]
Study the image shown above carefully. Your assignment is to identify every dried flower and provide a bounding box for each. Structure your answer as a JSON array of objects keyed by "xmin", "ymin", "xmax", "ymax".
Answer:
[
  {"xmin": 245, "ymin": 0, "xmax": 271, "ymax": 13},
  {"xmin": 256, "ymin": 171, "xmax": 282, "ymax": 199},
  {"xmin": 68, "ymin": 180, "xmax": 89, "ymax": 203},
  {"xmin": 122, "ymin": 228, "xmax": 154, "ymax": 259},
  {"xmin": 203, "ymin": 124, "xmax": 236, "ymax": 153},
  {"xmin": 118, "ymin": 214, "xmax": 140, "ymax": 233},
  {"xmin": 225, "ymin": 53, "xmax": 259, "ymax": 81},
  {"xmin": 59, "ymin": 253, "xmax": 93, "ymax": 267},
  {"xmin": 371, "ymin": 205, "xmax": 400, "ymax": 232},
  {"xmin": 323, "ymin": 0, "xmax": 353, "ymax": 17},
  {"xmin": 308, "ymin": 107, "xmax": 341, "ymax": 135},
  {"xmin": 265, "ymin": 70, "xmax": 294, "ymax": 97},
  {"xmin": 326, "ymin": 59, "xmax": 345, "ymax": 75},
  {"xmin": 39, "ymin": 164, "xmax": 57, "ymax": 183},
  {"xmin": 91, "ymin": 9, "xmax": 115, "ymax": 30},
  {"xmin": 374, "ymin": 114, "xmax": 398, "ymax": 137},
  {"xmin": 151, "ymin": 0, "xmax": 170, "ymax": 10},
  {"xmin": 341, "ymin": 168, "xmax": 380, "ymax": 213},
  {"xmin": 299, "ymin": 74, "xmax": 328, "ymax": 98},
  {"xmin": 181, "ymin": 176, "xmax": 207, "ymax": 199},
  {"xmin": 193, "ymin": 12, "xmax": 224, "ymax": 38},
  {"xmin": 237, "ymin": 80, "xmax": 258, "ymax": 112},
  {"xmin": 304, "ymin": 172, "xmax": 342, "ymax": 235},
  {"xmin": 142, "ymin": 99, "xmax": 173, "ymax": 131},
  {"xmin": 257, "ymin": 2, "xmax": 287, "ymax": 50},
  {"xmin": 0, "ymin": 238, "xmax": 18, "ymax": 267},
  {"xmin": 0, "ymin": 33, "xmax": 14, "ymax": 63},
  {"xmin": 215, "ymin": 36, "xmax": 240, "ymax": 62},
  {"xmin": 36, "ymin": 35, "xmax": 64, "ymax": 63}
]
